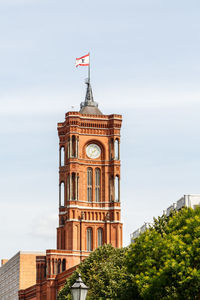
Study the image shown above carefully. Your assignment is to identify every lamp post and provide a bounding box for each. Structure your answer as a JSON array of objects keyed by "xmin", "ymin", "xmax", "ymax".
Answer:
[{"xmin": 70, "ymin": 274, "xmax": 89, "ymax": 300}]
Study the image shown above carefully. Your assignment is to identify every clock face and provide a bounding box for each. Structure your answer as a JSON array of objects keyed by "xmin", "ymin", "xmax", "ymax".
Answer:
[{"xmin": 86, "ymin": 144, "xmax": 101, "ymax": 159}]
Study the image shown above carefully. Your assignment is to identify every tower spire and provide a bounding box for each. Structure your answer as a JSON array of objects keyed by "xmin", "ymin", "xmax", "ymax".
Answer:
[
  {"xmin": 84, "ymin": 78, "xmax": 94, "ymax": 103},
  {"xmin": 79, "ymin": 79, "xmax": 102, "ymax": 115}
]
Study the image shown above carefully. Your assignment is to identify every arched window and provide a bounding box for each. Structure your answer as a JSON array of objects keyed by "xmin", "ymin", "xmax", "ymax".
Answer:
[
  {"xmin": 87, "ymin": 168, "xmax": 93, "ymax": 202},
  {"xmin": 97, "ymin": 228, "xmax": 103, "ymax": 247},
  {"xmin": 95, "ymin": 168, "xmax": 100, "ymax": 202},
  {"xmin": 87, "ymin": 228, "xmax": 92, "ymax": 251},
  {"xmin": 62, "ymin": 259, "xmax": 66, "ymax": 272},
  {"xmin": 60, "ymin": 182, "xmax": 65, "ymax": 206},
  {"xmin": 114, "ymin": 139, "xmax": 119, "ymax": 160},
  {"xmin": 115, "ymin": 176, "xmax": 119, "ymax": 202},
  {"xmin": 60, "ymin": 146, "xmax": 65, "ymax": 166}
]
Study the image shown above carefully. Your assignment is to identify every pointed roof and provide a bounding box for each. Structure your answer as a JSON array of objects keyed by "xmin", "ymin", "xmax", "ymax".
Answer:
[{"xmin": 79, "ymin": 79, "xmax": 102, "ymax": 115}]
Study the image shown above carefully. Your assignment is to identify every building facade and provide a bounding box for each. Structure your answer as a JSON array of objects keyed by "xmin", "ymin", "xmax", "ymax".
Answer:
[
  {"xmin": 0, "ymin": 251, "xmax": 45, "ymax": 300},
  {"xmin": 18, "ymin": 80, "xmax": 123, "ymax": 300}
]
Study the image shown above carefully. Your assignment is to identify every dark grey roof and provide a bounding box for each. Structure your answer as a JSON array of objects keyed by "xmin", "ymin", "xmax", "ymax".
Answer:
[
  {"xmin": 80, "ymin": 105, "xmax": 102, "ymax": 115},
  {"xmin": 79, "ymin": 80, "xmax": 102, "ymax": 115}
]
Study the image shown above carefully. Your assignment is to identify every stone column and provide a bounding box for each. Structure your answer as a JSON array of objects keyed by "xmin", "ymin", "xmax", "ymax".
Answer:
[
  {"xmin": 118, "ymin": 176, "xmax": 120, "ymax": 202},
  {"xmin": 93, "ymin": 226, "xmax": 97, "ymax": 250},
  {"xmin": 75, "ymin": 173, "xmax": 77, "ymax": 200},
  {"xmin": 105, "ymin": 214, "xmax": 110, "ymax": 244},
  {"xmin": 54, "ymin": 258, "xmax": 56, "ymax": 275},
  {"xmin": 67, "ymin": 139, "xmax": 70, "ymax": 158},
  {"xmin": 109, "ymin": 177, "xmax": 111, "ymax": 202},
  {"xmin": 70, "ymin": 174, "xmax": 72, "ymax": 200},
  {"xmin": 59, "ymin": 147, "xmax": 61, "ymax": 167},
  {"xmin": 109, "ymin": 140, "xmax": 111, "ymax": 160},
  {"xmin": 112, "ymin": 139, "xmax": 114, "ymax": 160},
  {"xmin": 67, "ymin": 175, "xmax": 70, "ymax": 201},
  {"xmin": 75, "ymin": 136, "xmax": 78, "ymax": 158},
  {"xmin": 77, "ymin": 138, "xmax": 79, "ymax": 158},
  {"xmin": 50, "ymin": 260, "xmax": 53, "ymax": 276},
  {"xmin": 70, "ymin": 136, "xmax": 72, "ymax": 158},
  {"xmin": 113, "ymin": 176, "xmax": 115, "ymax": 202},
  {"xmin": 59, "ymin": 183, "xmax": 61, "ymax": 207},
  {"xmin": 77, "ymin": 176, "xmax": 79, "ymax": 200}
]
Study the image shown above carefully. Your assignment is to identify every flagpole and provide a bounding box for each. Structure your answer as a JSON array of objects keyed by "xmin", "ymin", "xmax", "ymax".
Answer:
[{"xmin": 88, "ymin": 52, "xmax": 90, "ymax": 83}]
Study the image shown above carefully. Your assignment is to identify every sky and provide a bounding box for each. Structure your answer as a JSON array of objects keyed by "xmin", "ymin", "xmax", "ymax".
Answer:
[{"xmin": 0, "ymin": 0, "xmax": 200, "ymax": 260}]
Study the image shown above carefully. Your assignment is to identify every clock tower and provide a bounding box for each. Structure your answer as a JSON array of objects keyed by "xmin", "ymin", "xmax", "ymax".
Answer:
[
  {"xmin": 18, "ymin": 80, "xmax": 123, "ymax": 300},
  {"xmin": 57, "ymin": 80, "xmax": 122, "ymax": 264}
]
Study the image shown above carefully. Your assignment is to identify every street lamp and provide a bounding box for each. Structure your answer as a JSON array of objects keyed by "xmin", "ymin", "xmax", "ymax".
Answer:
[{"xmin": 70, "ymin": 273, "xmax": 89, "ymax": 300}]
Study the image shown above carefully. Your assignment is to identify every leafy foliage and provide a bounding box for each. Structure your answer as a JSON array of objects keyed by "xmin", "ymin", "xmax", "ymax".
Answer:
[
  {"xmin": 126, "ymin": 207, "xmax": 200, "ymax": 299},
  {"xmin": 58, "ymin": 244, "xmax": 139, "ymax": 300},
  {"xmin": 58, "ymin": 208, "xmax": 200, "ymax": 300}
]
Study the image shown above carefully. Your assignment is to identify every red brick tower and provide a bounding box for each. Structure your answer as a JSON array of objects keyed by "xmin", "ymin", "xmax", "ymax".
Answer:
[
  {"xmin": 18, "ymin": 81, "xmax": 123, "ymax": 300},
  {"xmin": 57, "ymin": 80, "xmax": 123, "ymax": 261}
]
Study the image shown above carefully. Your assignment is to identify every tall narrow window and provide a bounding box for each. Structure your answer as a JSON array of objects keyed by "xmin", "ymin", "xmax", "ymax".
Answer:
[
  {"xmin": 114, "ymin": 139, "xmax": 119, "ymax": 160},
  {"xmin": 97, "ymin": 228, "xmax": 103, "ymax": 247},
  {"xmin": 115, "ymin": 176, "xmax": 119, "ymax": 202},
  {"xmin": 95, "ymin": 168, "xmax": 100, "ymax": 202},
  {"xmin": 62, "ymin": 259, "xmax": 66, "ymax": 272},
  {"xmin": 109, "ymin": 176, "xmax": 114, "ymax": 202},
  {"xmin": 57, "ymin": 259, "xmax": 61, "ymax": 274},
  {"xmin": 60, "ymin": 147, "xmax": 65, "ymax": 166},
  {"xmin": 109, "ymin": 139, "xmax": 112, "ymax": 160},
  {"xmin": 43, "ymin": 264, "xmax": 46, "ymax": 278},
  {"xmin": 72, "ymin": 135, "xmax": 76, "ymax": 157},
  {"xmin": 87, "ymin": 168, "xmax": 93, "ymax": 202},
  {"xmin": 72, "ymin": 173, "xmax": 76, "ymax": 200},
  {"xmin": 60, "ymin": 182, "xmax": 65, "ymax": 206},
  {"xmin": 77, "ymin": 175, "xmax": 79, "ymax": 200},
  {"xmin": 87, "ymin": 228, "xmax": 92, "ymax": 251},
  {"xmin": 67, "ymin": 175, "xmax": 70, "ymax": 201},
  {"xmin": 76, "ymin": 137, "xmax": 79, "ymax": 158},
  {"xmin": 67, "ymin": 138, "xmax": 70, "ymax": 158}
]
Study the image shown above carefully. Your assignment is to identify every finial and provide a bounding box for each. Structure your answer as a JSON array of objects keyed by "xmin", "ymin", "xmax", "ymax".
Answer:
[
  {"xmin": 80, "ymin": 79, "xmax": 99, "ymax": 110},
  {"xmin": 79, "ymin": 79, "xmax": 102, "ymax": 115},
  {"xmin": 84, "ymin": 78, "xmax": 94, "ymax": 103}
]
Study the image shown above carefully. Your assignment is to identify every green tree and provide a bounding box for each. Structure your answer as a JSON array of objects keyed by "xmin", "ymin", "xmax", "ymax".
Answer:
[
  {"xmin": 126, "ymin": 207, "xmax": 200, "ymax": 299},
  {"xmin": 58, "ymin": 244, "xmax": 140, "ymax": 300}
]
